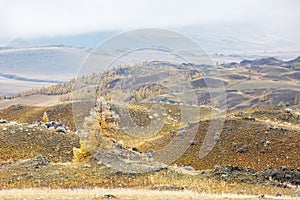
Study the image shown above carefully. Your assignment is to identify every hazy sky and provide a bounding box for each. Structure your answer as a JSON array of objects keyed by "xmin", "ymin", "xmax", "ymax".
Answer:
[{"xmin": 0, "ymin": 0, "xmax": 299, "ymax": 41}]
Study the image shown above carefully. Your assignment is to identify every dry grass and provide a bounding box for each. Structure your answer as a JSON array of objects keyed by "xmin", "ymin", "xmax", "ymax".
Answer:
[
  {"xmin": 0, "ymin": 103, "xmax": 299, "ymax": 199},
  {"xmin": 0, "ymin": 162, "xmax": 298, "ymax": 198},
  {"xmin": 0, "ymin": 123, "xmax": 79, "ymax": 163},
  {"xmin": 0, "ymin": 188, "xmax": 298, "ymax": 200}
]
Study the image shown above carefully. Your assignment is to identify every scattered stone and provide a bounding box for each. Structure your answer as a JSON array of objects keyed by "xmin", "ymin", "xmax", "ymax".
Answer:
[
  {"xmin": 132, "ymin": 147, "xmax": 141, "ymax": 153},
  {"xmin": 231, "ymin": 142, "xmax": 237, "ymax": 149},
  {"xmin": 0, "ymin": 119, "xmax": 7, "ymax": 123},
  {"xmin": 213, "ymin": 135, "xmax": 220, "ymax": 142},
  {"xmin": 221, "ymin": 174, "xmax": 228, "ymax": 179},
  {"xmin": 189, "ymin": 140, "xmax": 196, "ymax": 145},
  {"xmin": 56, "ymin": 126, "xmax": 67, "ymax": 133},
  {"xmin": 103, "ymin": 194, "xmax": 116, "ymax": 199},
  {"xmin": 263, "ymin": 140, "xmax": 271, "ymax": 147},
  {"xmin": 242, "ymin": 116, "xmax": 255, "ymax": 121},
  {"xmin": 83, "ymin": 163, "xmax": 91, "ymax": 169},
  {"xmin": 153, "ymin": 113, "xmax": 159, "ymax": 118},
  {"xmin": 237, "ymin": 145, "xmax": 250, "ymax": 153},
  {"xmin": 116, "ymin": 140, "xmax": 123, "ymax": 148},
  {"xmin": 247, "ymin": 168, "xmax": 257, "ymax": 174},
  {"xmin": 214, "ymin": 165, "xmax": 221, "ymax": 171},
  {"xmin": 45, "ymin": 121, "xmax": 69, "ymax": 133},
  {"xmin": 147, "ymin": 149, "xmax": 154, "ymax": 158},
  {"xmin": 45, "ymin": 121, "xmax": 57, "ymax": 128},
  {"xmin": 23, "ymin": 156, "xmax": 50, "ymax": 170},
  {"xmin": 261, "ymin": 167, "xmax": 300, "ymax": 185},
  {"xmin": 183, "ymin": 166, "xmax": 194, "ymax": 171},
  {"xmin": 93, "ymin": 149, "xmax": 167, "ymax": 174},
  {"xmin": 177, "ymin": 130, "xmax": 185, "ymax": 137}
]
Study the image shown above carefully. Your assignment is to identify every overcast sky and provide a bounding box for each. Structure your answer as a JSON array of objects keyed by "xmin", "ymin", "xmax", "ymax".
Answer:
[{"xmin": 0, "ymin": 0, "xmax": 299, "ymax": 40}]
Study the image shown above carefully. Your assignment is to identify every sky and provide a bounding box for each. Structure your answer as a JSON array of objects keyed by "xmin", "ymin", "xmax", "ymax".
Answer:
[{"xmin": 0, "ymin": 0, "xmax": 299, "ymax": 51}]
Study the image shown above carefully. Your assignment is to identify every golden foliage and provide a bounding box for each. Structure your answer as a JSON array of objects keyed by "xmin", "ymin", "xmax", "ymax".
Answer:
[
  {"xmin": 42, "ymin": 111, "xmax": 49, "ymax": 123},
  {"xmin": 73, "ymin": 140, "xmax": 92, "ymax": 162}
]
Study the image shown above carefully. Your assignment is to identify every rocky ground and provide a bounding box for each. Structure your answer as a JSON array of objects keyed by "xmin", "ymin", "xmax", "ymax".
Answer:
[
  {"xmin": 0, "ymin": 121, "xmax": 79, "ymax": 163},
  {"xmin": 0, "ymin": 155, "xmax": 299, "ymax": 198},
  {"xmin": 0, "ymin": 104, "xmax": 299, "ymax": 199}
]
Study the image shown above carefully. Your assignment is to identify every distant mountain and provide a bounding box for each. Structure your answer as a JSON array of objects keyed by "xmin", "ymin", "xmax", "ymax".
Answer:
[
  {"xmin": 240, "ymin": 57, "xmax": 281, "ymax": 67},
  {"xmin": 238, "ymin": 56, "xmax": 300, "ymax": 70},
  {"xmin": 0, "ymin": 72, "xmax": 63, "ymax": 83},
  {"xmin": 7, "ymin": 31, "xmax": 116, "ymax": 48},
  {"xmin": 4, "ymin": 22, "xmax": 300, "ymax": 55},
  {"xmin": 0, "ymin": 46, "xmax": 89, "ymax": 81},
  {"xmin": 286, "ymin": 56, "xmax": 300, "ymax": 64}
]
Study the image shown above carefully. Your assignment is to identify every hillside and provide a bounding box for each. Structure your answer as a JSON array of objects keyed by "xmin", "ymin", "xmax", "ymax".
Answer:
[
  {"xmin": 0, "ymin": 102, "xmax": 299, "ymax": 171},
  {"xmin": 0, "ymin": 58, "xmax": 299, "ymax": 199},
  {"xmin": 0, "ymin": 103, "xmax": 299, "ymax": 198},
  {"xmin": 3, "ymin": 56, "xmax": 300, "ymax": 111}
]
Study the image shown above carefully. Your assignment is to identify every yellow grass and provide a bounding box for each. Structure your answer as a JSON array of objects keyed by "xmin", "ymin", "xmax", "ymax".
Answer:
[{"xmin": 0, "ymin": 188, "xmax": 298, "ymax": 200}]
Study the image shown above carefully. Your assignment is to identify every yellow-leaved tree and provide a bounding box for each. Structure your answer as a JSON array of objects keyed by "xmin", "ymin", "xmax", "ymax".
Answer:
[
  {"xmin": 73, "ymin": 97, "xmax": 116, "ymax": 162},
  {"xmin": 43, "ymin": 111, "xmax": 49, "ymax": 123}
]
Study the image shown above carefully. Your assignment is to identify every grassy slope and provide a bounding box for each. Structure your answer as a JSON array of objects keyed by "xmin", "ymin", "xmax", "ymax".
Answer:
[
  {"xmin": 0, "ymin": 123, "xmax": 79, "ymax": 163},
  {"xmin": 0, "ymin": 161, "xmax": 298, "ymax": 197},
  {"xmin": 0, "ymin": 103, "xmax": 299, "ymax": 170},
  {"xmin": 0, "ymin": 103, "xmax": 299, "ymax": 198}
]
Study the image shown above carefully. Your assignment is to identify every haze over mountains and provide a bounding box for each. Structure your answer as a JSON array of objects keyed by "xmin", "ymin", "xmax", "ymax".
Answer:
[
  {"xmin": 1, "ymin": 23, "xmax": 300, "ymax": 96},
  {"xmin": 5, "ymin": 23, "xmax": 300, "ymax": 54}
]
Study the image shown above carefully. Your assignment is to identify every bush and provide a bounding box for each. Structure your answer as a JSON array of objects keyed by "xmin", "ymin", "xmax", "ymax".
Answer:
[{"xmin": 73, "ymin": 140, "xmax": 92, "ymax": 162}]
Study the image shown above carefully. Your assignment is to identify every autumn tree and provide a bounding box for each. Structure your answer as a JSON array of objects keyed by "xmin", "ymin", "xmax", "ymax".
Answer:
[
  {"xmin": 294, "ymin": 96, "xmax": 299, "ymax": 106},
  {"xmin": 73, "ymin": 96, "xmax": 118, "ymax": 162},
  {"xmin": 42, "ymin": 111, "xmax": 49, "ymax": 123}
]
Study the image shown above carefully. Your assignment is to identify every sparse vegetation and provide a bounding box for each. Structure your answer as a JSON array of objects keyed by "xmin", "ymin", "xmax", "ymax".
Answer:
[{"xmin": 1, "ymin": 58, "xmax": 300, "ymax": 199}]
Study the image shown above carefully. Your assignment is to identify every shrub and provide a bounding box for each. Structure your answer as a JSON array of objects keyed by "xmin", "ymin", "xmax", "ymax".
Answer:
[
  {"xmin": 73, "ymin": 140, "xmax": 92, "ymax": 162},
  {"xmin": 42, "ymin": 111, "xmax": 49, "ymax": 123}
]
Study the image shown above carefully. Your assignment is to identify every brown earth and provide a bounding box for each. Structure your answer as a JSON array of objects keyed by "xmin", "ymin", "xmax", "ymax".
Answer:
[
  {"xmin": 1, "ymin": 103, "xmax": 299, "ymax": 171},
  {"xmin": 0, "ymin": 123, "xmax": 79, "ymax": 163}
]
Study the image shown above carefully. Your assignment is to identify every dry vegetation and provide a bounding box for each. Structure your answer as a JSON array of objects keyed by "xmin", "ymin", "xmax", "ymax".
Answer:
[
  {"xmin": 0, "ymin": 188, "xmax": 299, "ymax": 200},
  {"xmin": 0, "ymin": 160, "xmax": 298, "ymax": 198},
  {"xmin": 0, "ymin": 103, "xmax": 299, "ymax": 200},
  {"xmin": 0, "ymin": 122, "xmax": 79, "ymax": 163},
  {"xmin": 1, "ymin": 59, "xmax": 300, "ymax": 199}
]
